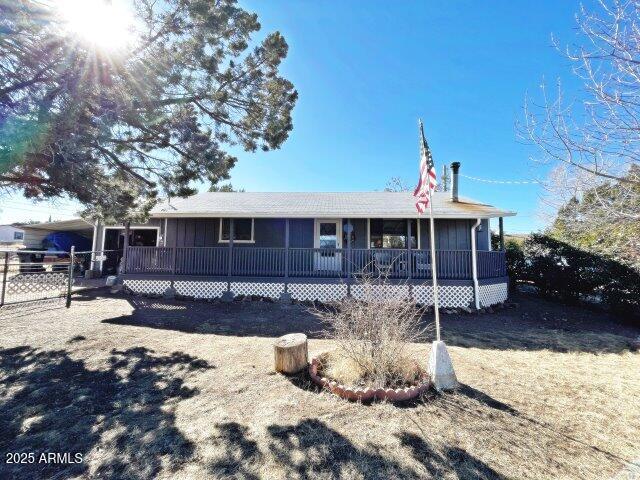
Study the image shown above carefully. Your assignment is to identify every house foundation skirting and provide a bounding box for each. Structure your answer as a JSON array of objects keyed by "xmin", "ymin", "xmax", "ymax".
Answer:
[{"xmin": 122, "ymin": 275, "xmax": 509, "ymax": 308}]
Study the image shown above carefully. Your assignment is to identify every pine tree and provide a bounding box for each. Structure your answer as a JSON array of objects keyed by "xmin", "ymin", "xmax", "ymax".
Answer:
[{"xmin": 0, "ymin": 0, "xmax": 297, "ymax": 222}]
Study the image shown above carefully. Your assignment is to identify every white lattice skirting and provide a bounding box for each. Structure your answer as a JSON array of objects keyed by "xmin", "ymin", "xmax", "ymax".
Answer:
[
  {"xmin": 175, "ymin": 281, "xmax": 227, "ymax": 299},
  {"xmin": 288, "ymin": 283, "xmax": 348, "ymax": 302},
  {"xmin": 413, "ymin": 285, "xmax": 475, "ymax": 308},
  {"xmin": 124, "ymin": 279, "xmax": 172, "ymax": 296},
  {"xmin": 123, "ymin": 278, "xmax": 508, "ymax": 307},
  {"xmin": 478, "ymin": 283, "xmax": 508, "ymax": 307},
  {"xmin": 350, "ymin": 284, "xmax": 410, "ymax": 301},
  {"xmin": 231, "ymin": 282, "xmax": 284, "ymax": 299}
]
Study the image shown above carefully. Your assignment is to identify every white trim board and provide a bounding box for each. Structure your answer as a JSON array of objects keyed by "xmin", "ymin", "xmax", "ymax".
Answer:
[
  {"xmin": 313, "ymin": 219, "xmax": 343, "ymax": 249},
  {"xmin": 218, "ymin": 218, "xmax": 255, "ymax": 243}
]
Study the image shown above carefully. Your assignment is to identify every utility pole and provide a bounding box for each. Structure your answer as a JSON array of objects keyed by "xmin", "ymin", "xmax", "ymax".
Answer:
[{"xmin": 441, "ymin": 165, "xmax": 449, "ymax": 192}]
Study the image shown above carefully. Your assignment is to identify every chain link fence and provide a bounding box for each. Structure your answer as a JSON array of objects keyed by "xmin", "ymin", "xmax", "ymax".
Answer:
[{"xmin": 0, "ymin": 248, "xmax": 122, "ymax": 308}]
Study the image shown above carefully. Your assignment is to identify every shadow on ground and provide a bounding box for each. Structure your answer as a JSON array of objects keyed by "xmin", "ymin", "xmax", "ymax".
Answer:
[
  {"xmin": 98, "ymin": 291, "xmax": 639, "ymax": 353},
  {"xmin": 0, "ymin": 344, "xmax": 213, "ymax": 479},
  {"xmin": 204, "ymin": 381, "xmax": 631, "ymax": 479},
  {"xmin": 208, "ymin": 418, "xmax": 505, "ymax": 479},
  {"xmin": 103, "ymin": 295, "xmax": 327, "ymax": 339}
]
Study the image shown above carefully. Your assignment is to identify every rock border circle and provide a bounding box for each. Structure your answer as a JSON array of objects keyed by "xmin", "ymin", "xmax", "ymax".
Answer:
[{"xmin": 309, "ymin": 356, "xmax": 431, "ymax": 402}]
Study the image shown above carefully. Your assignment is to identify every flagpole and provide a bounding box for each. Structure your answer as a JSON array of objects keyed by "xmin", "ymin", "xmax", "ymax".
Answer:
[
  {"xmin": 416, "ymin": 118, "xmax": 457, "ymax": 391},
  {"xmin": 427, "ymin": 184, "xmax": 441, "ymax": 342}
]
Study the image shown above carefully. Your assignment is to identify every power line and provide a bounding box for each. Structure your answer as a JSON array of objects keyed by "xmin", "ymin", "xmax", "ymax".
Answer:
[
  {"xmin": 0, "ymin": 205, "xmax": 78, "ymax": 216},
  {"xmin": 1, "ymin": 198, "xmax": 79, "ymax": 207},
  {"xmin": 0, "ymin": 205, "xmax": 79, "ymax": 215},
  {"xmin": 459, "ymin": 174, "xmax": 540, "ymax": 185}
]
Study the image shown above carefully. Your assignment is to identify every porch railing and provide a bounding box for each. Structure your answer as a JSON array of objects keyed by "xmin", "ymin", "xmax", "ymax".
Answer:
[
  {"xmin": 477, "ymin": 250, "xmax": 508, "ymax": 278},
  {"xmin": 125, "ymin": 246, "xmax": 507, "ymax": 280}
]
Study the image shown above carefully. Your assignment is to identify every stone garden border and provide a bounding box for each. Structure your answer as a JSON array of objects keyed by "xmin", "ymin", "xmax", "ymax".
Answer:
[{"xmin": 309, "ymin": 355, "xmax": 431, "ymax": 402}]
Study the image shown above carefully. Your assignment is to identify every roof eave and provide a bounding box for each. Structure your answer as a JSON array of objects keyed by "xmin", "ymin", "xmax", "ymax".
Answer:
[{"xmin": 150, "ymin": 211, "xmax": 516, "ymax": 219}]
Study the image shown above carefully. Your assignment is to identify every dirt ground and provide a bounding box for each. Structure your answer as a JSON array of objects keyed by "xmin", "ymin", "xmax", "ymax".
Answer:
[{"xmin": 0, "ymin": 290, "xmax": 638, "ymax": 479}]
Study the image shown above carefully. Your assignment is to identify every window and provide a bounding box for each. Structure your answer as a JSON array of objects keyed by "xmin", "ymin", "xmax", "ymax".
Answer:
[
  {"xmin": 13, "ymin": 231, "xmax": 24, "ymax": 240},
  {"xmin": 369, "ymin": 219, "xmax": 417, "ymax": 249},
  {"xmin": 319, "ymin": 222, "xmax": 338, "ymax": 249},
  {"xmin": 219, "ymin": 218, "xmax": 254, "ymax": 243}
]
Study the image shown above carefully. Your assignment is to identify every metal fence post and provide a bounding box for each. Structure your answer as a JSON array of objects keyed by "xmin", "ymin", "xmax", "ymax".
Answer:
[
  {"xmin": 66, "ymin": 246, "xmax": 75, "ymax": 308},
  {"xmin": 0, "ymin": 252, "xmax": 8, "ymax": 308}
]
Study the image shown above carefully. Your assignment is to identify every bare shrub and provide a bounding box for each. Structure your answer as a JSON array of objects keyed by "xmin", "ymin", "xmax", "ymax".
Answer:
[{"xmin": 314, "ymin": 270, "xmax": 432, "ymax": 389}]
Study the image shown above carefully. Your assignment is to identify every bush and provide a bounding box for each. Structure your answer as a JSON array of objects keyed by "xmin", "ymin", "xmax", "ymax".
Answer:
[
  {"xmin": 315, "ymin": 274, "xmax": 431, "ymax": 389},
  {"xmin": 504, "ymin": 240, "xmax": 526, "ymax": 290},
  {"xmin": 517, "ymin": 234, "xmax": 640, "ymax": 319}
]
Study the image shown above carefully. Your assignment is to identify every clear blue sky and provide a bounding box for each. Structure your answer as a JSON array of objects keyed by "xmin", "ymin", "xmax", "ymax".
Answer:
[
  {"xmin": 228, "ymin": 0, "xmax": 588, "ymax": 233},
  {"xmin": 0, "ymin": 0, "xmax": 590, "ymax": 233}
]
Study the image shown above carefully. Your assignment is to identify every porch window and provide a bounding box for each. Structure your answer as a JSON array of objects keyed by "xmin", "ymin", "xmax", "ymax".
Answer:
[
  {"xmin": 369, "ymin": 219, "xmax": 417, "ymax": 249},
  {"xmin": 219, "ymin": 218, "xmax": 254, "ymax": 243}
]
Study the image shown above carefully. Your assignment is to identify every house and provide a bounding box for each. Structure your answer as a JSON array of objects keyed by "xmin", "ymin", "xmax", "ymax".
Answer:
[
  {"xmin": 122, "ymin": 164, "xmax": 516, "ymax": 308},
  {"xmin": 0, "ymin": 225, "xmax": 25, "ymax": 246}
]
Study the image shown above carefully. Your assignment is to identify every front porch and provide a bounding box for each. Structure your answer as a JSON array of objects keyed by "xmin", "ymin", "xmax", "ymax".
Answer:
[
  {"xmin": 122, "ymin": 246, "xmax": 508, "ymax": 308},
  {"xmin": 121, "ymin": 216, "xmax": 508, "ymax": 307}
]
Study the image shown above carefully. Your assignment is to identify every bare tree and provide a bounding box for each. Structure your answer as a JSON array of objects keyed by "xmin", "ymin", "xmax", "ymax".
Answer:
[
  {"xmin": 384, "ymin": 177, "xmax": 411, "ymax": 192},
  {"xmin": 522, "ymin": 0, "xmax": 640, "ymax": 221}
]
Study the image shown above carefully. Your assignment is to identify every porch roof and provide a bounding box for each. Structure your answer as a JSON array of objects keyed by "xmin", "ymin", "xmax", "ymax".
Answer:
[
  {"xmin": 16, "ymin": 218, "xmax": 94, "ymax": 232},
  {"xmin": 151, "ymin": 191, "xmax": 516, "ymax": 219}
]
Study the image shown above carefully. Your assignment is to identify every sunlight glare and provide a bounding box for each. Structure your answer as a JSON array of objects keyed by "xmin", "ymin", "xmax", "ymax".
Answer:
[{"xmin": 56, "ymin": 0, "xmax": 136, "ymax": 51}]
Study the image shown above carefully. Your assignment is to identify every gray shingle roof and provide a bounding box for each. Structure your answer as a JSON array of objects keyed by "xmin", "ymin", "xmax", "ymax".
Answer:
[{"xmin": 150, "ymin": 192, "xmax": 515, "ymax": 219}]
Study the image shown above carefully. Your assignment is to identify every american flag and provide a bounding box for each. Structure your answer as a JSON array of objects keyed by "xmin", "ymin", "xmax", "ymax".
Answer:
[{"xmin": 413, "ymin": 119, "xmax": 437, "ymax": 213}]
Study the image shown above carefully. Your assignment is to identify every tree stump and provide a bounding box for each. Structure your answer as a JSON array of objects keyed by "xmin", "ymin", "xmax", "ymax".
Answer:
[{"xmin": 274, "ymin": 333, "xmax": 308, "ymax": 374}]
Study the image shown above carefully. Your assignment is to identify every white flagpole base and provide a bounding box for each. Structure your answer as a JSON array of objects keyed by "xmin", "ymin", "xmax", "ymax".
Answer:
[{"xmin": 428, "ymin": 340, "xmax": 458, "ymax": 392}]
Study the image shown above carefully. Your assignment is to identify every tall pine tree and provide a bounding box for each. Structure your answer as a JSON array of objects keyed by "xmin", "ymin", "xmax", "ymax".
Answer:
[{"xmin": 0, "ymin": 0, "xmax": 297, "ymax": 222}]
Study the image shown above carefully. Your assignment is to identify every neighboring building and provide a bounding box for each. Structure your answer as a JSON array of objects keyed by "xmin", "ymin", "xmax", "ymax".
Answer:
[{"xmin": 0, "ymin": 225, "xmax": 25, "ymax": 246}]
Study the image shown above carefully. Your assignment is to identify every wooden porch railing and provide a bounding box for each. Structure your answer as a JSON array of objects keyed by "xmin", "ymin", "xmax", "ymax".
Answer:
[
  {"xmin": 125, "ymin": 246, "xmax": 507, "ymax": 280},
  {"xmin": 477, "ymin": 250, "xmax": 507, "ymax": 278}
]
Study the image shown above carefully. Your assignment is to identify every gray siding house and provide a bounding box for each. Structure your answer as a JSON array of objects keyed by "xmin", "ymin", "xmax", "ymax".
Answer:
[{"xmin": 123, "ymin": 179, "xmax": 515, "ymax": 308}]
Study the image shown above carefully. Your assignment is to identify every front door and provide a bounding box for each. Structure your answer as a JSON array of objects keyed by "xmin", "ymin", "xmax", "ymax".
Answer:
[
  {"xmin": 102, "ymin": 228, "xmax": 158, "ymax": 275},
  {"xmin": 314, "ymin": 220, "xmax": 342, "ymax": 271}
]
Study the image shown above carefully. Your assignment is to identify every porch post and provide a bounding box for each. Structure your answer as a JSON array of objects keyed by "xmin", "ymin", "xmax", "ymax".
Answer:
[
  {"xmin": 407, "ymin": 219, "xmax": 412, "ymax": 280},
  {"xmin": 227, "ymin": 219, "xmax": 234, "ymax": 282},
  {"xmin": 220, "ymin": 219, "xmax": 235, "ymax": 302},
  {"xmin": 346, "ymin": 219, "xmax": 352, "ymax": 296},
  {"xmin": 284, "ymin": 218, "xmax": 290, "ymax": 291},
  {"xmin": 121, "ymin": 222, "xmax": 130, "ymax": 274},
  {"xmin": 90, "ymin": 219, "xmax": 100, "ymax": 273},
  {"xmin": 171, "ymin": 243, "xmax": 177, "ymax": 274},
  {"xmin": 471, "ymin": 218, "xmax": 481, "ymax": 309},
  {"xmin": 499, "ymin": 217, "xmax": 505, "ymax": 251}
]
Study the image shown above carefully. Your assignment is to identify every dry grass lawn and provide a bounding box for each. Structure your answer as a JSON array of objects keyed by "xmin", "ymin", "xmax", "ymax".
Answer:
[{"xmin": 0, "ymin": 291, "xmax": 638, "ymax": 479}]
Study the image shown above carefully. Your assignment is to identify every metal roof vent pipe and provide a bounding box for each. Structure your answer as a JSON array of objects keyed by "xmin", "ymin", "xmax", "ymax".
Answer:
[{"xmin": 450, "ymin": 162, "xmax": 460, "ymax": 202}]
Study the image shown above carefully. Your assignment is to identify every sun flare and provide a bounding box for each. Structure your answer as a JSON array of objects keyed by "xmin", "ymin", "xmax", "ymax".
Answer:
[{"xmin": 55, "ymin": 0, "xmax": 136, "ymax": 51}]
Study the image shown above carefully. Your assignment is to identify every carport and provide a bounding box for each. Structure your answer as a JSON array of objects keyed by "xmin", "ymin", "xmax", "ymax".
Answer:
[
  {"xmin": 19, "ymin": 219, "xmax": 96, "ymax": 251},
  {"xmin": 17, "ymin": 219, "xmax": 160, "ymax": 275}
]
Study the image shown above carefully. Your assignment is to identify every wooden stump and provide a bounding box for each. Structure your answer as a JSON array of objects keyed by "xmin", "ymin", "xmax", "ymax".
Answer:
[{"xmin": 274, "ymin": 333, "xmax": 308, "ymax": 374}]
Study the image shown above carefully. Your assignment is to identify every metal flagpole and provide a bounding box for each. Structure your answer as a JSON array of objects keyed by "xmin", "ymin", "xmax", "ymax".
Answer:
[
  {"xmin": 417, "ymin": 118, "xmax": 457, "ymax": 392},
  {"xmin": 427, "ymin": 185, "xmax": 441, "ymax": 341}
]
